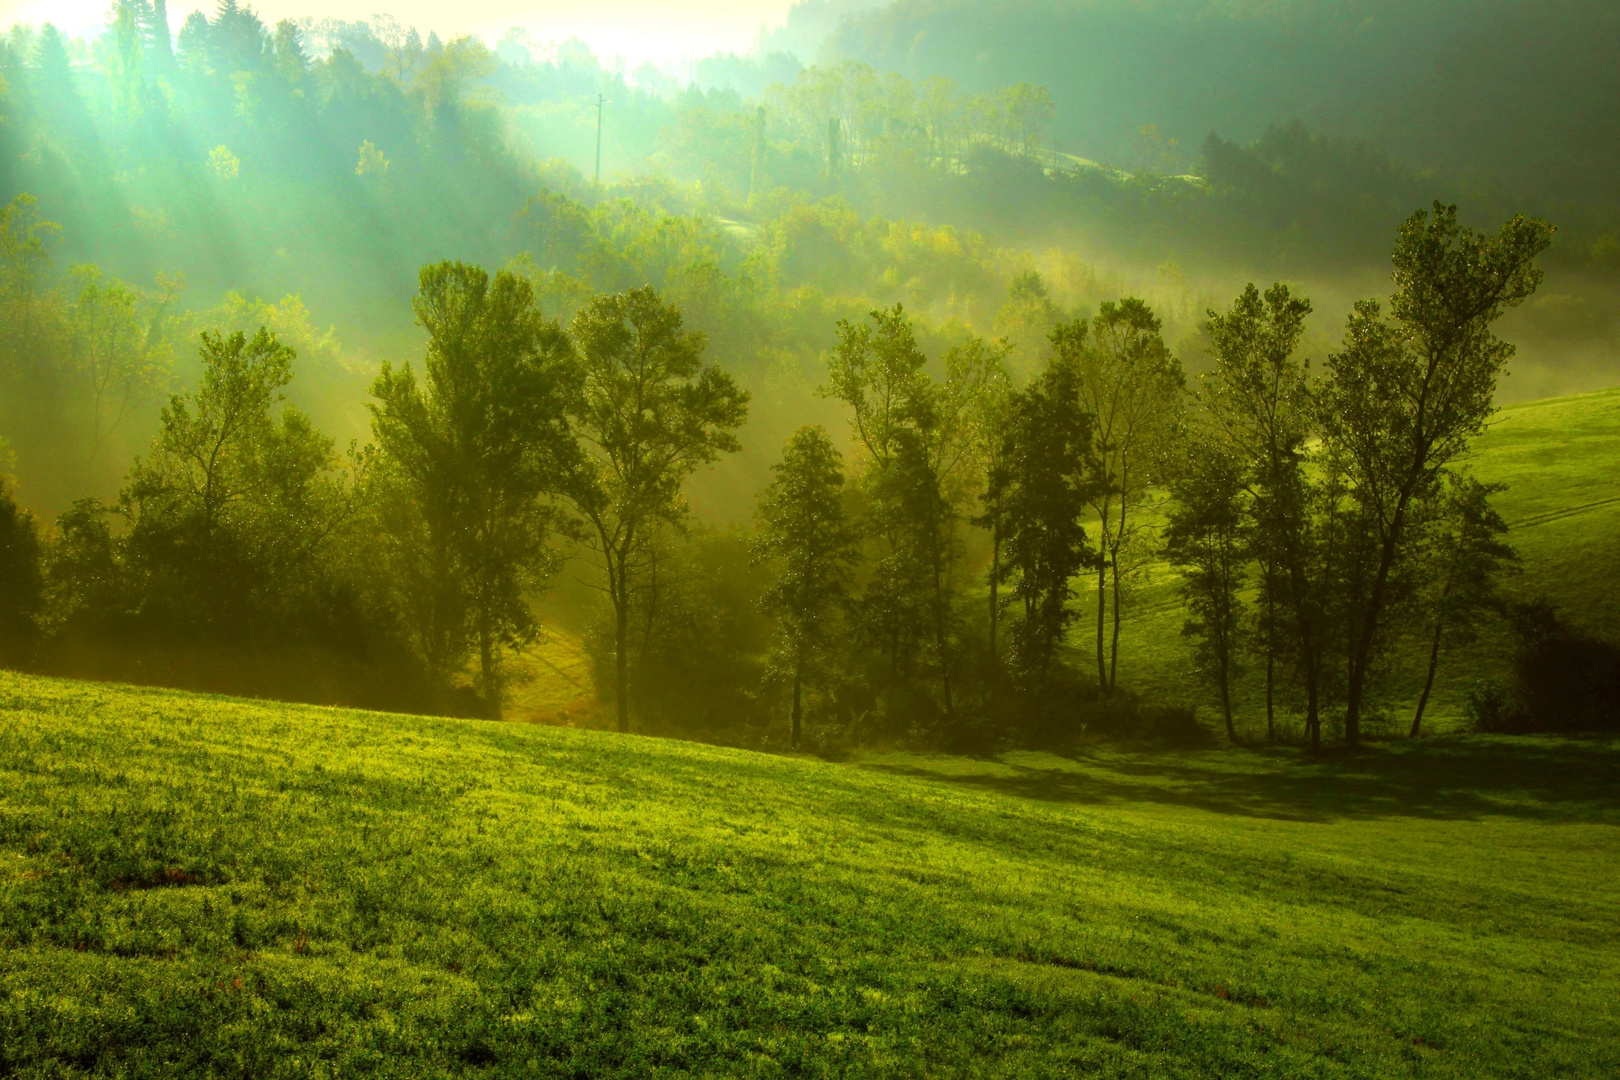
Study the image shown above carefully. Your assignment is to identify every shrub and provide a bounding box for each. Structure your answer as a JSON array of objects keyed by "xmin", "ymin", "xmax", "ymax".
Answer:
[
  {"xmin": 1480, "ymin": 600, "xmax": 1620, "ymax": 733},
  {"xmin": 0, "ymin": 479, "xmax": 43, "ymax": 667},
  {"xmin": 1465, "ymin": 680, "xmax": 1510, "ymax": 732}
]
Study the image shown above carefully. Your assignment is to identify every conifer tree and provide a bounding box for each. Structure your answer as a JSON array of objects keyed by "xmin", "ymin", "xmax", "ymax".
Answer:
[{"xmin": 753, "ymin": 426, "xmax": 856, "ymax": 747}]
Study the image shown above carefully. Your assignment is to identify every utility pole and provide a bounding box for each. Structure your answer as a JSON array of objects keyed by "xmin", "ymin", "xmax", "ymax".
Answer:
[
  {"xmin": 594, "ymin": 93, "xmax": 609, "ymax": 186},
  {"xmin": 827, "ymin": 116, "xmax": 841, "ymax": 191},
  {"xmin": 748, "ymin": 105, "xmax": 766, "ymax": 205}
]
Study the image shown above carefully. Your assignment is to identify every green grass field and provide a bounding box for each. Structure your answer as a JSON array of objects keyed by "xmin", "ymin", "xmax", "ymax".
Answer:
[
  {"xmin": 1111, "ymin": 386, "xmax": 1620, "ymax": 736},
  {"xmin": 3, "ymin": 670, "xmax": 1617, "ymax": 1077}
]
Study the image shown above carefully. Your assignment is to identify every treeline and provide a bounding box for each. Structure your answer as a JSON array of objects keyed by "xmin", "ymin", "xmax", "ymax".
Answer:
[
  {"xmin": 0, "ymin": 258, "xmax": 747, "ymax": 718},
  {"xmin": 0, "ymin": 2, "xmax": 542, "ymax": 332},
  {"xmin": 18, "ymin": 0, "xmax": 1611, "ymax": 365},
  {"xmin": 6, "ymin": 196, "xmax": 1608, "ymax": 745}
]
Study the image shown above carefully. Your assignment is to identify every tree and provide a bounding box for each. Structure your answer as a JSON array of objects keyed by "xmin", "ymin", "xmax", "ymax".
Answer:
[
  {"xmin": 993, "ymin": 354, "xmax": 1095, "ymax": 686},
  {"xmin": 965, "ymin": 338, "xmax": 1016, "ymax": 667},
  {"xmin": 1055, "ymin": 299, "xmax": 1184, "ymax": 694},
  {"xmin": 0, "ymin": 465, "xmax": 43, "ymax": 666},
  {"xmin": 824, "ymin": 308, "xmax": 988, "ymax": 725},
  {"xmin": 1321, "ymin": 203, "xmax": 1551, "ymax": 743},
  {"xmin": 565, "ymin": 286, "xmax": 748, "ymax": 734},
  {"xmin": 66, "ymin": 265, "xmax": 176, "ymax": 465},
  {"xmin": 753, "ymin": 426, "xmax": 857, "ymax": 747},
  {"xmin": 1165, "ymin": 438, "xmax": 1247, "ymax": 742},
  {"xmin": 122, "ymin": 327, "xmax": 349, "ymax": 636},
  {"xmin": 1201, "ymin": 282, "xmax": 1313, "ymax": 741},
  {"xmin": 370, "ymin": 262, "xmax": 576, "ymax": 716},
  {"xmin": 824, "ymin": 306, "xmax": 936, "ymax": 701},
  {"xmin": 993, "ymin": 270, "xmax": 1060, "ymax": 380},
  {"xmin": 1408, "ymin": 475, "xmax": 1515, "ymax": 736},
  {"xmin": 0, "ymin": 195, "xmax": 63, "ymax": 379},
  {"xmin": 998, "ymin": 82, "xmax": 1055, "ymax": 157},
  {"xmin": 43, "ymin": 498, "xmax": 127, "ymax": 637},
  {"xmin": 1277, "ymin": 453, "xmax": 1350, "ymax": 751}
]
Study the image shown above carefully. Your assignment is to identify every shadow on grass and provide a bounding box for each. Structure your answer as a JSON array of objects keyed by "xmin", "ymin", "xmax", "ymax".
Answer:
[{"xmin": 861, "ymin": 736, "xmax": 1620, "ymax": 824}]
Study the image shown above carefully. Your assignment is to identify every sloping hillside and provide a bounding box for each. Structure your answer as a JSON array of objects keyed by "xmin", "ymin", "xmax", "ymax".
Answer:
[
  {"xmin": 1, "ymin": 672, "xmax": 1616, "ymax": 1076},
  {"xmin": 1111, "ymin": 385, "xmax": 1620, "ymax": 732},
  {"xmin": 830, "ymin": 0, "xmax": 1620, "ymax": 207}
]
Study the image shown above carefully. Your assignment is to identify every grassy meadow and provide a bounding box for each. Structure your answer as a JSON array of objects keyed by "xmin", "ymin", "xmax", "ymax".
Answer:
[{"xmin": 3, "ymin": 670, "xmax": 1618, "ymax": 1077}]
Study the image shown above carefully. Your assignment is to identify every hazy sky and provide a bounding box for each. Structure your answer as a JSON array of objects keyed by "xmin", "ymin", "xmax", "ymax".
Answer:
[{"xmin": 0, "ymin": 0, "xmax": 799, "ymax": 63}]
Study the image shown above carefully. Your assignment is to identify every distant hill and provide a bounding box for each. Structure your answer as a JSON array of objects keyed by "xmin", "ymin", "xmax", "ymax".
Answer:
[{"xmin": 829, "ymin": 0, "xmax": 1620, "ymax": 209}]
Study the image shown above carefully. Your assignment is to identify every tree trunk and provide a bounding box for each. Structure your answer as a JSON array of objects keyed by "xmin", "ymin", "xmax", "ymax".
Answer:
[
  {"xmin": 1095, "ymin": 550, "xmax": 1108, "ymax": 693},
  {"xmin": 933, "ymin": 557, "xmax": 955, "ymax": 720},
  {"xmin": 928, "ymin": 503, "xmax": 955, "ymax": 720},
  {"xmin": 1219, "ymin": 652, "xmax": 1235, "ymax": 744},
  {"xmin": 791, "ymin": 664, "xmax": 803, "ymax": 749},
  {"xmin": 1345, "ymin": 493, "xmax": 1414, "ymax": 745},
  {"xmin": 479, "ymin": 613, "xmax": 500, "ymax": 721},
  {"xmin": 1411, "ymin": 619, "xmax": 1444, "ymax": 738},
  {"xmin": 1265, "ymin": 585, "xmax": 1276, "ymax": 743},
  {"xmin": 614, "ymin": 555, "xmax": 631, "ymax": 734},
  {"xmin": 1306, "ymin": 675, "xmax": 1320, "ymax": 752},
  {"xmin": 1108, "ymin": 488, "xmax": 1126, "ymax": 693},
  {"xmin": 988, "ymin": 517, "xmax": 1001, "ymax": 669},
  {"xmin": 1219, "ymin": 549, "xmax": 1236, "ymax": 744},
  {"xmin": 1344, "ymin": 672, "xmax": 1363, "ymax": 745}
]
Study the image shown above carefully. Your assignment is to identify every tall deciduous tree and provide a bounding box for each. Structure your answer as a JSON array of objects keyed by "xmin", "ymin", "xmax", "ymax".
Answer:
[
  {"xmin": 1165, "ymin": 438, "xmax": 1247, "ymax": 742},
  {"xmin": 824, "ymin": 307, "xmax": 988, "ymax": 723},
  {"xmin": 1408, "ymin": 475, "xmax": 1516, "ymax": 737},
  {"xmin": 565, "ymin": 285, "xmax": 748, "ymax": 734},
  {"xmin": 1055, "ymin": 299, "xmax": 1184, "ymax": 694},
  {"xmin": 371, "ymin": 262, "xmax": 576, "ymax": 715},
  {"xmin": 753, "ymin": 426, "xmax": 857, "ymax": 747},
  {"xmin": 1201, "ymin": 282, "xmax": 1313, "ymax": 741},
  {"xmin": 966, "ymin": 339, "xmax": 1016, "ymax": 667},
  {"xmin": 1322, "ymin": 203, "xmax": 1551, "ymax": 743},
  {"xmin": 824, "ymin": 306, "xmax": 936, "ymax": 695},
  {"xmin": 66, "ymin": 265, "xmax": 176, "ymax": 464}
]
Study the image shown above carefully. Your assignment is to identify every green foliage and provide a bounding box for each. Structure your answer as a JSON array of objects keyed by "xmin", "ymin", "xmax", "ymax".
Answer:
[
  {"xmin": 1057, "ymin": 298, "xmax": 1185, "ymax": 693},
  {"xmin": 565, "ymin": 286, "xmax": 750, "ymax": 732},
  {"xmin": 823, "ymin": 306, "xmax": 991, "ymax": 731},
  {"xmin": 1164, "ymin": 438, "xmax": 1246, "ymax": 740},
  {"xmin": 831, "ymin": 0, "xmax": 1620, "ymax": 209},
  {"xmin": 1199, "ymin": 282, "xmax": 1314, "ymax": 741},
  {"xmin": 120, "ymin": 328, "xmax": 348, "ymax": 632},
  {"xmin": 992, "ymin": 353, "xmax": 1096, "ymax": 685},
  {"xmin": 369, "ymin": 262, "xmax": 577, "ymax": 714},
  {"xmin": 1321, "ymin": 202, "xmax": 1554, "ymax": 740},
  {"xmin": 754, "ymin": 426, "xmax": 858, "ymax": 746},
  {"xmin": 602, "ymin": 528, "xmax": 775, "ymax": 745},
  {"xmin": 1405, "ymin": 474, "xmax": 1516, "ymax": 736},
  {"xmin": 65, "ymin": 264, "xmax": 176, "ymax": 461},
  {"xmin": 0, "ymin": 471, "xmax": 42, "ymax": 664},
  {"xmin": 1489, "ymin": 599, "xmax": 1620, "ymax": 733}
]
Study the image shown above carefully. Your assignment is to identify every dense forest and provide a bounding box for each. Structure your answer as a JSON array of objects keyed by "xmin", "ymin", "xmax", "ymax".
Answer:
[{"xmin": 0, "ymin": 0, "xmax": 1616, "ymax": 749}]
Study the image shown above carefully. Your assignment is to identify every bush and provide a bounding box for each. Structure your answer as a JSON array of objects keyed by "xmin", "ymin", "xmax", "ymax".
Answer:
[
  {"xmin": 0, "ymin": 479, "xmax": 42, "ymax": 667},
  {"xmin": 1480, "ymin": 600, "xmax": 1620, "ymax": 733},
  {"xmin": 1465, "ymin": 680, "xmax": 1511, "ymax": 732}
]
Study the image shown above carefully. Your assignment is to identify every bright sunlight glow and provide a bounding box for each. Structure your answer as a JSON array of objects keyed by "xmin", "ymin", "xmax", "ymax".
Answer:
[{"xmin": 0, "ymin": 0, "xmax": 800, "ymax": 64}]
